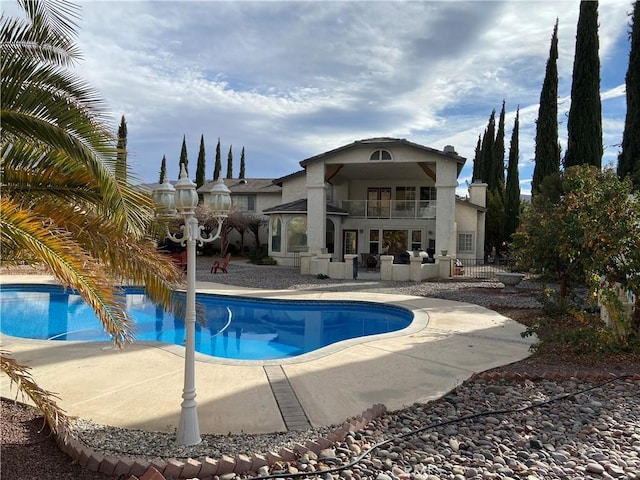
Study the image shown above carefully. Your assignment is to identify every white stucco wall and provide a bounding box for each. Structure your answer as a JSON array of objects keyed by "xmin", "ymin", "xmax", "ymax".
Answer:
[{"xmin": 280, "ymin": 175, "xmax": 307, "ymax": 203}]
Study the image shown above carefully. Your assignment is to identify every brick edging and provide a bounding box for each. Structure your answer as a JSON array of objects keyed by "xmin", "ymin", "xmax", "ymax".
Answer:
[{"xmin": 55, "ymin": 403, "xmax": 387, "ymax": 480}]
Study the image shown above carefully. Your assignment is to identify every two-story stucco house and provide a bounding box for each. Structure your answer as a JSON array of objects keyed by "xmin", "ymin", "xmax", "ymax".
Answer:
[{"xmin": 198, "ymin": 137, "xmax": 487, "ymax": 280}]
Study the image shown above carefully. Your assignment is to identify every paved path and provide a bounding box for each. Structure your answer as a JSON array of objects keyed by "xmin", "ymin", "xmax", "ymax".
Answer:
[{"xmin": 0, "ymin": 275, "xmax": 534, "ymax": 435}]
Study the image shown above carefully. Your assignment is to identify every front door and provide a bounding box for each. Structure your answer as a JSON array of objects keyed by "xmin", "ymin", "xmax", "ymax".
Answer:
[{"xmin": 343, "ymin": 230, "xmax": 358, "ymax": 260}]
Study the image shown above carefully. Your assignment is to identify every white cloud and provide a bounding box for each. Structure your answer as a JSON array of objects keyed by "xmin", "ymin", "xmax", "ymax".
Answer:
[{"xmin": 49, "ymin": 0, "xmax": 631, "ymax": 184}]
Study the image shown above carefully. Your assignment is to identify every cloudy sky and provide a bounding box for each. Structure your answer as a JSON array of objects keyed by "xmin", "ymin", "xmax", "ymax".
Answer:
[{"xmin": 21, "ymin": 1, "xmax": 637, "ymax": 193}]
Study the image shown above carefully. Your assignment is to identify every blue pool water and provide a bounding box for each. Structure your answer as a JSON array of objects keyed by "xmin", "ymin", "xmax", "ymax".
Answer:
[{"xmin": 0, "ymin": 284, "xmax": 413, "ymax": 361}]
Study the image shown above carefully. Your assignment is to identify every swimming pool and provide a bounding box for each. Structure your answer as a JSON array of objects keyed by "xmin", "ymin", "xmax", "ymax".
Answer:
[{"xmin": 0, "ymin": 284, "xmax": 413, "ymax": 361}]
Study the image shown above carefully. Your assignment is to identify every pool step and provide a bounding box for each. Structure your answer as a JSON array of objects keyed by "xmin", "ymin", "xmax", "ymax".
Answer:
[{"xmin": 263, "ymin": 365, "xmax": 311, "ymax": 431}]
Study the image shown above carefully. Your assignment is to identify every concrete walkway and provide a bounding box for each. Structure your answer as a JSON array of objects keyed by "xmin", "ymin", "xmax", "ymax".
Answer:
[{"xmin": 0, "ymin": 275, "xmax": 535, "ymax": 435}]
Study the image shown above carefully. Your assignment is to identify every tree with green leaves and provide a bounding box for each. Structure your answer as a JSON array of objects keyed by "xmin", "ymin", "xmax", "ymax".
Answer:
[
  {"xmin": 532, "ymin": 20, "xmax": 561, "ymax": 196},
  {"xmin": 618, "ymin": 0, "xmax": 640, "ymax": 190},
  {"xmin": 239, "ymin": 147, "xmax": 246, "ymax": 179},
  {"xmin": 504, "ymin": 108, "xmax": 520, "ymax": 241},
  {"xmin": 179, "ymin": 134, "xmax": 188, "ymax": 176},
  {"xmin": 159, "ymin": 154, "xmax": 167, "ymax": 184},
  {"xmin": 1, "ymin": 0, "xmax": 183, "ymax": 435},
  {"xmin": 480, "ymin": 110, "xmax": 496, "ymax": 187},
  {"xmin": 492, "ymin": 100, "xmax": 506, "ymax": 191},
  {"xmin": 214, "ymin": 138, "xmax": 222, "ymax": 180},
  {"xmin": 226, "ymin": 145, "xmax": 233, "ymax": 178},
  {"xmin": 564, "ymin": 1, "xmax": 602, "ymax": 168},
  {"xmin": 116, "ymin": 115, "xmax": 127, "ymax": 181},
  {"xmin": 471, "ymin": 135, "xmax": 482, "ymax": 182},
  {"xmin": 485, "ymin": 189, "xmax": 505, "ymax": 256},
  {"xmin": 513, "ymin": 166, "xmax": 640, "ymax": 340},
  {"xmin": 196, "ymin": 134, "xmax": 206, "ymax": 188}
]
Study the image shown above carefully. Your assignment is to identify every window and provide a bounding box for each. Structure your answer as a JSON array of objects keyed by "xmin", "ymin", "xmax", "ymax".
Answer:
[
  {"xmin": 457, "ymin": 233, "xmax": 474, "ymax": 253},
  {"xmin": 369, "ymin": 230, "xmax": 380, "ymax": 254},
  {"xmin": 395, "ymin": 187, "xmax": 416, "ymax": 216},
  {"xmin": 367, "ymin": 187, "xmax": 391, "ymax": 217},
  {"xmin": 420, "ymin": 186, "xmax": 437, "ymax": 201},
  {"xmin": 233, "ymin": 195, "xmax": 256, "ymax": 212},
  {"xmin": 287, "ymin": 217, "xmax": 307, "ymax": 253},
  {"xmin": 411, "ymin": 230, "xmax": 422, "ymax": 251},
  {"xmin": 383, "ymin": 230, "xmax": 408, "ymax": 254},
  {"xmin": 271, "ymin": 217, "xmax": 282, "ymax": 252},
  {"xmin": 369, "ymin": 149, "xmax": 392, "ymax": 161},
  {"xmin": 396, "ymin": 187, "xmax": 416, "ymax": 201},
  {"xmin": 326, "ymin": 219, "xmax": 335, "ymax": 254}
]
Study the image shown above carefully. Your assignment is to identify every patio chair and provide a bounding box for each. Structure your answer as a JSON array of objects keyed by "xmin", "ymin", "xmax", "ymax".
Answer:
[
  {"xmin": 168, "ymin": 251, "xmax": 187, "ymax": 272},
  {"xmin": 211, "ymin": 252, "xmax": 232, "ymax": 274}
]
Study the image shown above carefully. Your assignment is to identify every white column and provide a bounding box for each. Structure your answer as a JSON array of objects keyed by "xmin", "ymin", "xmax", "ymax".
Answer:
[
  {"xmin": 435, "ymin": 159, "xmax": 458, "ymax": 257},
  {"xmin": 306, "ymin": 163, "xmax": 326, "ymax": 254}
]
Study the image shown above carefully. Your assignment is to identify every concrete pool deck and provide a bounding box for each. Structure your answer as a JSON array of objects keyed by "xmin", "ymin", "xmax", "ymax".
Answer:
[{"xmin": 0, "ymin": 275, "xmax": 535, "ymax": 435}]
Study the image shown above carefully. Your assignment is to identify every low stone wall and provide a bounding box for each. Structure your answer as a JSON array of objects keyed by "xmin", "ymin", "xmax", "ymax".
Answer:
[
  {"xmin": 55, "ymin": 404, "xmax": 387, "ymax": 480},
  {"xmin": 302, "ymin": 253, "xmax": 453, "ymax": 281}
]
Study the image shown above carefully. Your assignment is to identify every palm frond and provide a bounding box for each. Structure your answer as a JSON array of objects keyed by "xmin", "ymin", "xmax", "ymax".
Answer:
[
  {"xmin": 0, "ymin": 197, "xmax": 135, "ymax": 345},
  {"xmin": 18, "ymin": 0, "xmax": 81, "ymax": 43},
  {"xmin": 1, "ymin": 350, "xmax": 73, "ymax": 439},
  {"xmin": 0, "ymin": 13, "xmax": 81, "ymax": 66}
]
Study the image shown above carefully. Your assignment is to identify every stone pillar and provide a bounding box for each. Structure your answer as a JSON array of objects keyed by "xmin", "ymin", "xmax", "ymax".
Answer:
[
  {"xmin": 410, "ymin": 255, "xmax": 423, "ymax": 282},
  {"xmin": 438, "ymin": 255, "xmax": 452, "ymax": 279},
  {"xmin": 344, "ymin": 254, "xmax": 358, "ymax": 279},
  {"xmin": 316, "ymin": 253, "xmax": 332, "ymax": 276},
  {"xmin": 306, "ymin": 162, "xmax": 326, "ymax": 254},
  {"xmin": 380, "ymin": 255, "xmax": 394, "ymax": 281},
  {"xmin": 300, "ymin": 252, "xmax": 313, "ymax": 275},
  {"xmin": 435, "ymin": 159, "xmax": 458, "ymax": 257}
]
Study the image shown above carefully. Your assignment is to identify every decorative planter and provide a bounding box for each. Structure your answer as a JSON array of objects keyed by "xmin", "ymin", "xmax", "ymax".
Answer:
[
  {"xmin": 440, "ymin": 250, "xmax": 448, "ymax": 256},
  {"xmin": 496, "ymin": 272, "xmax": 525, "ymax": 293}
]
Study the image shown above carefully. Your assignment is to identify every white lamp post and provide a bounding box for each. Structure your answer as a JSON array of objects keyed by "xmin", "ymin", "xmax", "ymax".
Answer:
[{"xmin": 153, "ymin": 165, "xmax": 231, "ymax": 446}]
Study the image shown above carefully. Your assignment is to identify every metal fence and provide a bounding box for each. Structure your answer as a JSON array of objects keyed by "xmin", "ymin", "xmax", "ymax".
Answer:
[{"xmin": 455, "ymin": 257, "xmax": 514, "ymax": 280}]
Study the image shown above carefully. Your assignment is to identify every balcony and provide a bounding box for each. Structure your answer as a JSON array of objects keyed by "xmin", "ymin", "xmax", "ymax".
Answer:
[{"xmin": 340, "ymin": 200, "xmax": 436, "ymax": 219}]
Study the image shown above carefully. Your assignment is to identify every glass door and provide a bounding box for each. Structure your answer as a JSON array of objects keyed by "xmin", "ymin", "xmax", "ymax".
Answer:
[{"xmin": 343, "ymin": 230, "xmax": 358, "ymax": 259}]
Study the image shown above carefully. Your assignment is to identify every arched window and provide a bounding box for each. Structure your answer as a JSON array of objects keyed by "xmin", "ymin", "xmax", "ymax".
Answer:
[
  {"xmin": 271, "ymin": 217, "xmax": 282, "ymax": 252},
  {"xmin": 369, "ymin": 149, "xmax": 392, "ymax": 161},
  {"xmin": 326, "ymin": 218, "xmax": 335, "ymax": 254},
  {"xmin": 287, "ymin": 217, "xmax": 307, "ymax": 253}
]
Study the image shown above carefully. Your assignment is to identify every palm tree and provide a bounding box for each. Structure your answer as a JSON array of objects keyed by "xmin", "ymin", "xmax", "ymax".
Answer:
[{"xmin": 1, "ymin": 0, "xmax": 184, "ymax": 436}]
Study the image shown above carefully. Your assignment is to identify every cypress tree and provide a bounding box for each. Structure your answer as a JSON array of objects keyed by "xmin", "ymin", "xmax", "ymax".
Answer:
[
  {"xmin": 116, "ymin": 115, "xmax": 127, "ymax": 181},
  {"xmin": 240, "ymin": 147, "xmax": 246, "ymax": 179},
  {"xmin": 618, "ymin": 0, "xmax": 640, "ymax": 190},
  {"xmin": 179, "ymin": 135, "xmax": 188, "ymax": 175},
  {"xmin": 480, "ymin": 110, "xmax": 496, "ymax": 189},
  {"xmin": 564, "ymin": 1, "xmax": 602, "ymax": 168},
  {"xmin": 492, "ymin": 101, "xmax": 506, "ymax": 191},
  {"xmin": 472, "ymin": 135, "xmax": 482, "ymax": 182},
  {"xmin": 504, "ymin": 108, "xmax": 521, "ymax": 241},
  {"xmin": 214, "ymin": 138, "xmax": 222, "ymax": 180},
  {"xmin": 159, "ymin": 155, "xmax": 167, "ymax": 184},
  {"xmin": 226, "ymin": 145, "xmax": 233, "ymax": 178},
  {"xmin": 532, "ymin": 20, "xmax": 560, "ymax": 196},
  {"xmin": 196, "ymin": 134, "xmax": 206, "ymax": 188}
]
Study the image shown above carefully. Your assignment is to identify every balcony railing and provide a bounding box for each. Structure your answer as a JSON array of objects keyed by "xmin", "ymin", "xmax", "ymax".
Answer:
[{"xmin": 340, "ymin": 200, "xmax": 436, "ymax": 219}]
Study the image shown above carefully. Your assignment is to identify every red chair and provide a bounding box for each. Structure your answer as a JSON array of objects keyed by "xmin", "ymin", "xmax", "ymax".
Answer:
[
  {"xmin": 169, "ymin": 251, "xmax": 187, "ymax": 272},
  {"xmin": 211, "ymin": 253, "xmax": 232, "ymax": 274}
]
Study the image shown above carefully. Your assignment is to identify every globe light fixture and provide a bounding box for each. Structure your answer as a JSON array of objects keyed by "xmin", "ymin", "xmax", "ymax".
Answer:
[{"xmin": 153, "ymin": 164, "xmax": 230, "ymax": 445}]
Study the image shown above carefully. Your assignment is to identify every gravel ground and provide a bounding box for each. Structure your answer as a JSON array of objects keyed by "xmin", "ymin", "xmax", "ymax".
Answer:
[{"xmin": 2, "ymin": 260, "xmax": 639, "ymax": 479}]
